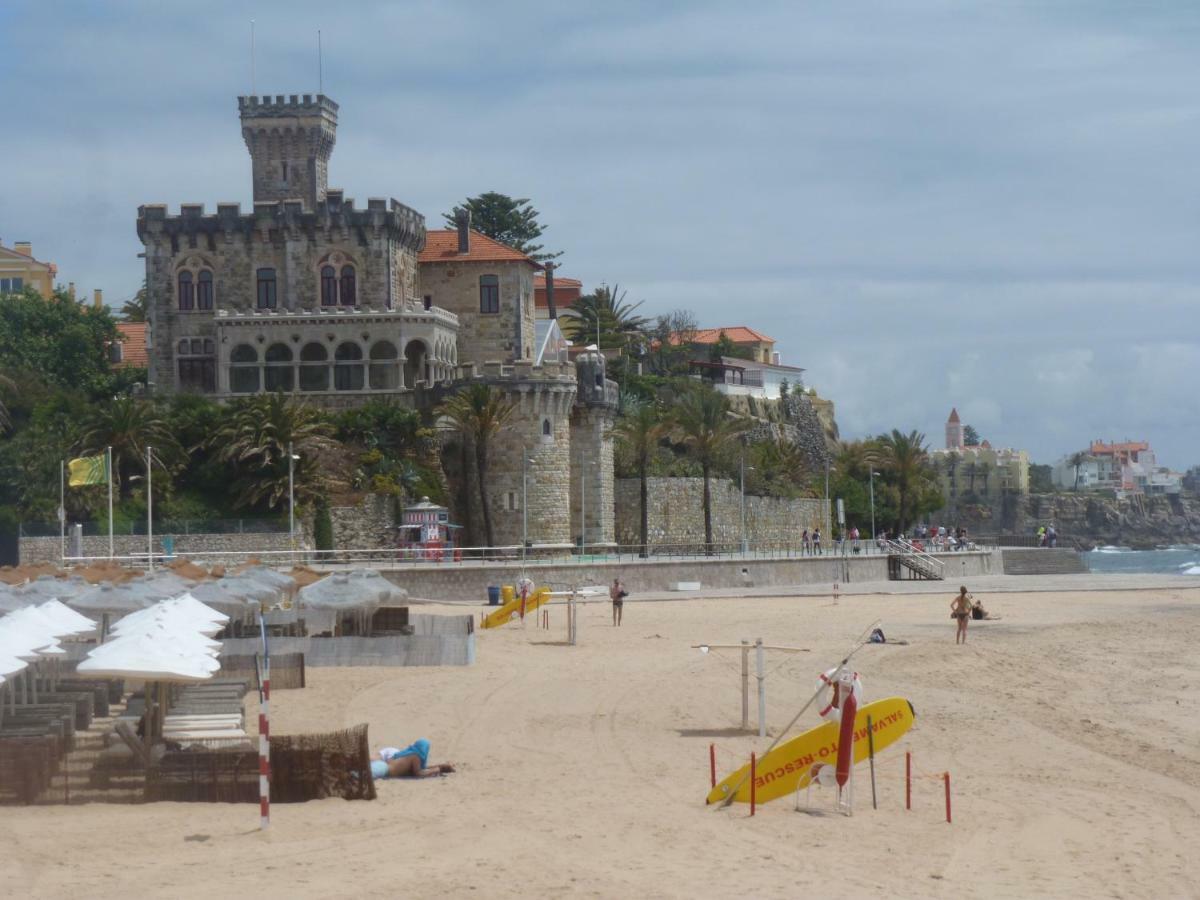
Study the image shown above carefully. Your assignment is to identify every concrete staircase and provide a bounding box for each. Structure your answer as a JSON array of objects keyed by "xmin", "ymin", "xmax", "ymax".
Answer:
[{"xmin": 1001, "ymin": 548, "xmax": 1088, "ymax": 576}]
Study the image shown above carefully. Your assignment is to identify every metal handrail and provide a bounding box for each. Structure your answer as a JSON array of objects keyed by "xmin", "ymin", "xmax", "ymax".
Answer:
[{"xmin": 882, "ymin": 539, "xmax": 946, "ymax": 577}]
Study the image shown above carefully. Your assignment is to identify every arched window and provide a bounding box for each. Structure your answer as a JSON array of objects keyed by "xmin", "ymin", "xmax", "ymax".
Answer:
[
  {"xmin": 542, "ymin": 418, "xmax": 552, "ymax": 437},
  {"xmin": 403, "ymin": 340, "xmax": 428, "ymax": 388},
  {"xmin": 178, "ymin": 271, "xmax": 194, "ymax": 310},
  {"xmin": 264, "ymin": 343, "xmax": 294, "ymax": 392},
  {"xmin": 334, "ymin": 341, "xmax": 364, "ymax": 391},
  {"xmin": 339, "ymin": 265, "xmax": 356, "ymax": 306},
  {"xmin": 256, "ymin": 268, "xmax": 277, "ymax": 309},
  {"xmin": 299, "ymin": 342, "xmax": 330, "ymax": 391},
  {"xmin": 196, "ymin": 270, "xmax": 214, "ymax": 310},
  {"xmin": 479, "ymin": 275, "xmax": 499, "ymax": 314},
  {"xmin": 320, "ymin": 266, "xmax": 337, "ymax": 306},
  {"xmin": 229, "ymin": 344, "xmax": 260, "ymax": 394},
  {"xmin": 369, "ymin": 340, "xmax": 400, "ymax": 390},
  {"xmin": 177, "ymin": 336, "xmax": 216, "ymax": 393}
]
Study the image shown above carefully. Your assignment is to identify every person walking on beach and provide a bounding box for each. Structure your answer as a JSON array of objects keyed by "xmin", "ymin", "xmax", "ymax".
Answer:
[
  {"xmin": 812, "ymin": 527, "xmax": 822, "ymax": 555},
  {"xmin": 951, "ymin": 586, "xmax": 973, "ymax": 644},
  {"xmin": 801, "ymin": 528, "xmax": 811, "ymax": 555},
  {"xmin": 610, "ymin": 577, "xmax": 627, "ymax": 626}
]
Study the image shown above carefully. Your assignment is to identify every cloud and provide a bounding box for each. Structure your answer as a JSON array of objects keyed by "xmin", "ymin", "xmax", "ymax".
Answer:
[{"xmin": 2, "ymin": 0, "xmax": 1198, "ymax": 467}]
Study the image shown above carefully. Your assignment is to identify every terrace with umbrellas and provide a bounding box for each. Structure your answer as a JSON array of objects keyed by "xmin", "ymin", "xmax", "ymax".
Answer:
[{"xmin": 0, "ymin": 560, "xmax": 471, "ymax": 805}]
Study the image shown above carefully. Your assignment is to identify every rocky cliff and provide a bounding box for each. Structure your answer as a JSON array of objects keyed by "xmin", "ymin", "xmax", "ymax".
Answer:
[{"xmin": 952, "ymin": 492, "xmax": 1200, "ymax": 549}]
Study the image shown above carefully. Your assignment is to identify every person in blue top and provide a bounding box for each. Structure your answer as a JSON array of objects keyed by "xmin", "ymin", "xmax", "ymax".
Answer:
[{"xmin": 369, "ymin": 739, "xmax": 455, "ymax": 779}]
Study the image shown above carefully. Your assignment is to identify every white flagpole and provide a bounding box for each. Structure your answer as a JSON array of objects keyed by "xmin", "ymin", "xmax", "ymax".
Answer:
[
  {"xmin": 146, "ymin": 445, "xmax": 153, "ymax": 572},
  {"xmin": 107, "ymin": 446, "xmax": 114, "ymax": 560},
  {"xmin": 59, "ymin": 460, "xmax": 65, "ymax": 564}
]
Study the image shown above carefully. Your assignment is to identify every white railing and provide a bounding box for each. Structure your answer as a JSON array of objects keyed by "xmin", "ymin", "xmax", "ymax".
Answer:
[{"xmin": 881, "ymin": 539, "xmax": 945, "ymax": 578}]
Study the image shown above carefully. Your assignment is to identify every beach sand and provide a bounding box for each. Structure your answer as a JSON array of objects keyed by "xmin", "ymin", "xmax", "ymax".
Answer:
[{"xmin": 2, "ymin": 584, "xmax": 1198, "ymax": 899}]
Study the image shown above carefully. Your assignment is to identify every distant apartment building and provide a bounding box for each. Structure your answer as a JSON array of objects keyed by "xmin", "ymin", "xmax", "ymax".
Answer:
[
  {"xmin": 0, "ymin": 240, "xmax": 56, "ymax": 297},
  {"xmin": 932, "ymin": 408, "xmax": 1030, "ymax": 501},
  {"xmin": 1051, "ymin": 440, "xmax": 1181, "ymax": 496}
]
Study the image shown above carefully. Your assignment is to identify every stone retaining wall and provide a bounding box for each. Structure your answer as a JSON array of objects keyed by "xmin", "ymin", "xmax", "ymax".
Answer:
[
  {"xmin": 381, "ymin": 550, "xmax": 997, "ymax": 601},
  {"xmin": 615, "ymin": 477, "xmax": 831, "ymax": 548},
  {"xmin": 20, "ymin": 531, "xmax": 298, "ymax": 566}
]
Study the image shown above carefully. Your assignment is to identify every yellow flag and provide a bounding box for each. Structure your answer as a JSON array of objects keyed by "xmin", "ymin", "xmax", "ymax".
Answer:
[{"xmin": 68, "ymin": 454, "xmax": 108, "ymax": 487}]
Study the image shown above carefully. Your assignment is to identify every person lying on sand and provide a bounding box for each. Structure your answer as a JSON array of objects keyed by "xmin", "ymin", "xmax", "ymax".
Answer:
[
  {"xmin": 370, "ymin": 739, "xmax": 455, "ymax": 779},
  {"xmin": 971, "ymin": 600, "xmax": 1000, "ymax": 621}
]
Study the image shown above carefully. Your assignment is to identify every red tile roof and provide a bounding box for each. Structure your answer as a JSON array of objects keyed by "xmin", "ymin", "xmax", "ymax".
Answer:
[
  {"xmin": 533, "ymin": 275, "xmax": 583, "ymax": 309},
  {"xmin": 675, "ymin": 326, "xmax": 776, "ymax": 346},
  {"xmin": 948, "ymin": 407, "xmax": 960, "ymax": 423},
  {"xmin": 419, "ymin": 230, "xmax": 541, "ymax": 267},
  {"xmin": 114, "ymin": 322, "xmax": 148, "ymax": 368}
]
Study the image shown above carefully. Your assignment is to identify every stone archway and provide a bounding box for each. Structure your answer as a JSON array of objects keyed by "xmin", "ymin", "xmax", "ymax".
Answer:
[{"xmin": 404, "ymin": 339, "xmax": 429, "ymax": 388}]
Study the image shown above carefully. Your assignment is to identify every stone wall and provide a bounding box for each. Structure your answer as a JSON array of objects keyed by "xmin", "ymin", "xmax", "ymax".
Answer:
[
  {"xmin": 328, "ymin": 493, "xmax": 397, "ymax": 550},
  {"xmin": 570, "ymin": 405, "xmax": 616, "ymax": 547},
  {"xmin": 382, "ymin": 550, "xmax": 997, "ymax": 602},
  {"xmin": 419, "ymin": 258, "xmax": 535, "ymax": 368},
  {"xmin": 614, "ymin": 477, "xmax": 831, "ymax": 549},
  {"xmin": 20, "ymin": 531, "xmax": 298, "ymax": 566}
]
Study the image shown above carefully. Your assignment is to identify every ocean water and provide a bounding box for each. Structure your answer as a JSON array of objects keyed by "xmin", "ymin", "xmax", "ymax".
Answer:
[{"xmin": 1085, "ymin": 545, "xmax": 1200, "ymax": 576}]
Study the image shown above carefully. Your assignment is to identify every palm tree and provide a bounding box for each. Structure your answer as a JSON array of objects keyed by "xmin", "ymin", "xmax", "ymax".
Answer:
[
  {"xmin": 77, "ymin": 397, "xmax": 180, "ymax": 498},
  {"xmin": 437, "ymin": 383, "xmax": 517, "ymax": 548},
  {"xmin": 612, "ymin": 397, "xmax": 672, "ymax": 555},
  {"xmin": 208, "ymin": 394, "xmax": 338, "ymax": 511},
  {"xmin": 120, "ymin": 280, "xmax": 148, "ymax": 323},
  {"xmin": 965, "ymin": 460, "xmax": 977, "ymax": 495},
  {"xmin": 561, "ymin": 283, "xmax": 649, "ymax": 352},
  {"xmin": 672, "ymin": 388, "xmax": 750, "ymax": 554},
  {"xmin": 835, "ymin": 440, "xmax": 880, "ymax": 481},
  {"xmin": 877, "ymin": 429, "xmax": 934, "ymax": 533},
  {"xmin": 1069, "ymin": 451, "xmax": 1089, "ymax": 490},
  {"xmin": 977, "ymin": 462, "xmax": 991, "ymax": 497}
]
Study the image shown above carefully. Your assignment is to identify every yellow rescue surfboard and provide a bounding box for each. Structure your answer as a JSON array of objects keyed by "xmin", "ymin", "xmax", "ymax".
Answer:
[
  {"xmin": 482, "ymin": 587, "xmax": 551, "ymax": 629},
  {"xmin": 706, "ymin": 696, "xmax": 915, "ymax": 806}
]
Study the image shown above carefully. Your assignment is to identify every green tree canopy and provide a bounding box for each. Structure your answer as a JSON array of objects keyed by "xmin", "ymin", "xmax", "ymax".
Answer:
[
  {"xmin": 442, "ymin": 192, "xmax": 562, "ymax": 262},
  {"xmin": 120, "ymin": 280, "xmax": 148, "ymax": 323},
  {"xmin": 963, "ymin": 424, "xmax": 982, "ymax": 446},
  {"xmin": 0, "ymin": 287, "xmax": 120, "ymax": 397}
]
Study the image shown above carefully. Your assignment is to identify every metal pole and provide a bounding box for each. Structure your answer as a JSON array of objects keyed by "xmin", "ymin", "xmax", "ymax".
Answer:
[
  {"xmin": 106, "ymin": 446, "xmax": 114, "ymax": 559},
  {"xmin": 740, "ymin": 640, "xmax": 749, "ymax": 730},
  {"xmin": 756, "ymin": 637, "xmax": 766, "ymax": 738},
  {"xmin": 867, "ymin": 713, "xmax": 877, "ymax": 810},
  {"xmin": 740, "ymin": 452, "xmax": 746, "ymax": 555},
  {"xmin": 869, "ymin": 470, "xmax": 876, "ymax": 544},
  {"xmin": 59, "ymin": 460, "xmax": 65, "ymax": 564},
  {"xmin": 146, "ymin": 445, "xmax": 153, "ymax": 572},
  {"xmin": 522, "ymin": 453, "xmax": 528, "ymax": 568},
  {"xmin": 288, "ymin": 440, "xmax": 295, "ymax": 550}
]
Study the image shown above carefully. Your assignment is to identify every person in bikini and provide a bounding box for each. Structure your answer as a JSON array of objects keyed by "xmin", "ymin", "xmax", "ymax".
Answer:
[{"xmin": 951, "ymin": 586, "xmax": 973, "ymax": 644}]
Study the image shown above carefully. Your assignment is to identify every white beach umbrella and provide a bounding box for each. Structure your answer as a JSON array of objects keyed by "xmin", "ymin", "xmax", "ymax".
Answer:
[
  {"xmin": 111, "ymin": 597, "xmax": 225, "ymax": 636},
  {"xmin": 110, "ymin": 614, "xmax": 223, "ymax": 651},
  {"xmin": 184, "ymin": 580, "xmax": 258, "ymax": 620},
  {"xmin": 78, "ymin": 633, "xmax": 218, "ymax": 681},
  {"xmin": 67, "ymin": 581, "xmax": 160, "ymax": 617},
  {"xmin": 135, "ymin": 571, "xmax": 198, "ymax": 599},
  {"xmin": 0, "ymin": 585, "xmax": 30, "ymax": 613},
  {"xmin": 17, "ymin": 574, "xmax": 91, "ymax": 603},
  {"xmin": 233, "ymin": 565, "xmax": 297, "ymax": 600},
  {"xmin": 35, "ymin": 600, "xmax": 98, "ymax": 636}
]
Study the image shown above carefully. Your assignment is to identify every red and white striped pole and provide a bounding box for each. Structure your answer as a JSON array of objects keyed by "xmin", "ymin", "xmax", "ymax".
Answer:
[{"xmin": 258, "ymin": 613, "xmax": 271, "ymax": 830}]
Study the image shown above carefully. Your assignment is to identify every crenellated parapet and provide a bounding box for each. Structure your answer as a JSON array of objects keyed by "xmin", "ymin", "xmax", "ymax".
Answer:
[{"xmin": 137, "ymin": 194, "xmax": 425, "ymax": 252}]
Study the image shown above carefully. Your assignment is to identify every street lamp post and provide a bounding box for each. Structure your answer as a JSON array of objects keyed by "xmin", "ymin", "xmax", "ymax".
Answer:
[
  {"xmin": 580, "ymin": 457, "xmax": 587, "ymax": 558},
  {"xmin": 522, "ymin": 452, "xmax": 534, "ymax": 566},
  {"xmin": 288, "ymin": 441, "xmax": 300, "ymax": 551},
  {"xmin": 869, "ymin": 469, "xmax": 878, "ymax": 545},
  {"xmin": 739, "ymin": 453, "xmax": 755, "ymax": 555}
]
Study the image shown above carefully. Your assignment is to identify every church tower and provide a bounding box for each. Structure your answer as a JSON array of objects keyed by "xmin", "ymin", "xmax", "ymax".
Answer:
[
  {"xmin": 239, "ymin": 94, "xmax": 338, "ymax": 210},
  {"xmin": 945, "ymin": 407, "xmax": 964, "ymax": 450}
]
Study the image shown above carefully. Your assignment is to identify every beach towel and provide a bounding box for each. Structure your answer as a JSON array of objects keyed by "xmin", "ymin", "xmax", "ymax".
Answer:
[{"xmin": 379, "ymin": 739, "xmax": 430, "ymax": 769}]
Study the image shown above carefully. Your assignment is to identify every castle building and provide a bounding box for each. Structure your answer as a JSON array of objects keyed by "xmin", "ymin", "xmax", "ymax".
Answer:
[{"xmin": 136, "ymin": 93, "xmax": 617, "ymax": 549}]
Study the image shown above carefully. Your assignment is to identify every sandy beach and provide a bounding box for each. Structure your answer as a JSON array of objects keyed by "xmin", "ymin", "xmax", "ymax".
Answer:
[{"xmin": 2, "ymin": 580, "xmax": 1198, "ymax": 899}]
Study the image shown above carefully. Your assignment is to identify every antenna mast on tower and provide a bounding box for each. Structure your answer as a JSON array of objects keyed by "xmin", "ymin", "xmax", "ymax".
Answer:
[
  {"xmin": 250, "ymin": 19, "xmax": 256, "ymax": 95},
  {"xmin": 318, "ymin": 29, "xmax": 324, "ymax": 93}
]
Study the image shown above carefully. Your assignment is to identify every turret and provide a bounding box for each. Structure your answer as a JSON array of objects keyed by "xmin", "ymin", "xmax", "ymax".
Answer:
[{"xmin": 239, "ymin": 94, "xmax": 339, "ymax": 210}]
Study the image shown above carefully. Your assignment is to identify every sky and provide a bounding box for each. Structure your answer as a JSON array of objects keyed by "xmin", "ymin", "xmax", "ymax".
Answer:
[{"xmin": 2, "ymin": 1, "xmax": 1198, "ymax": 468}]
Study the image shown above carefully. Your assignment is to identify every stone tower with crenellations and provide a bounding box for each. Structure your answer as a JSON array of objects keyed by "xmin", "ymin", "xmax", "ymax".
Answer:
[{"xmin": 136, "ymin": 92, "xmax": 617, "ymax": 551}]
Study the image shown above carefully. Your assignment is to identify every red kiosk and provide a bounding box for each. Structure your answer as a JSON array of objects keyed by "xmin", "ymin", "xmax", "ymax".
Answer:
[{"xmin": 398, "ymin": 496, "xmax": 460, "ymax": 562}]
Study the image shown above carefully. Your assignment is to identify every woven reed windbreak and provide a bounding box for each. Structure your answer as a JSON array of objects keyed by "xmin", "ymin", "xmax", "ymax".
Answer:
[
  {"xmin": 145, "ymin": 723, "xmax": 375, "ymax": 803},
  {"xmin": 218, "ymin": 652, "xmax": 306, "ymax": 689}
]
